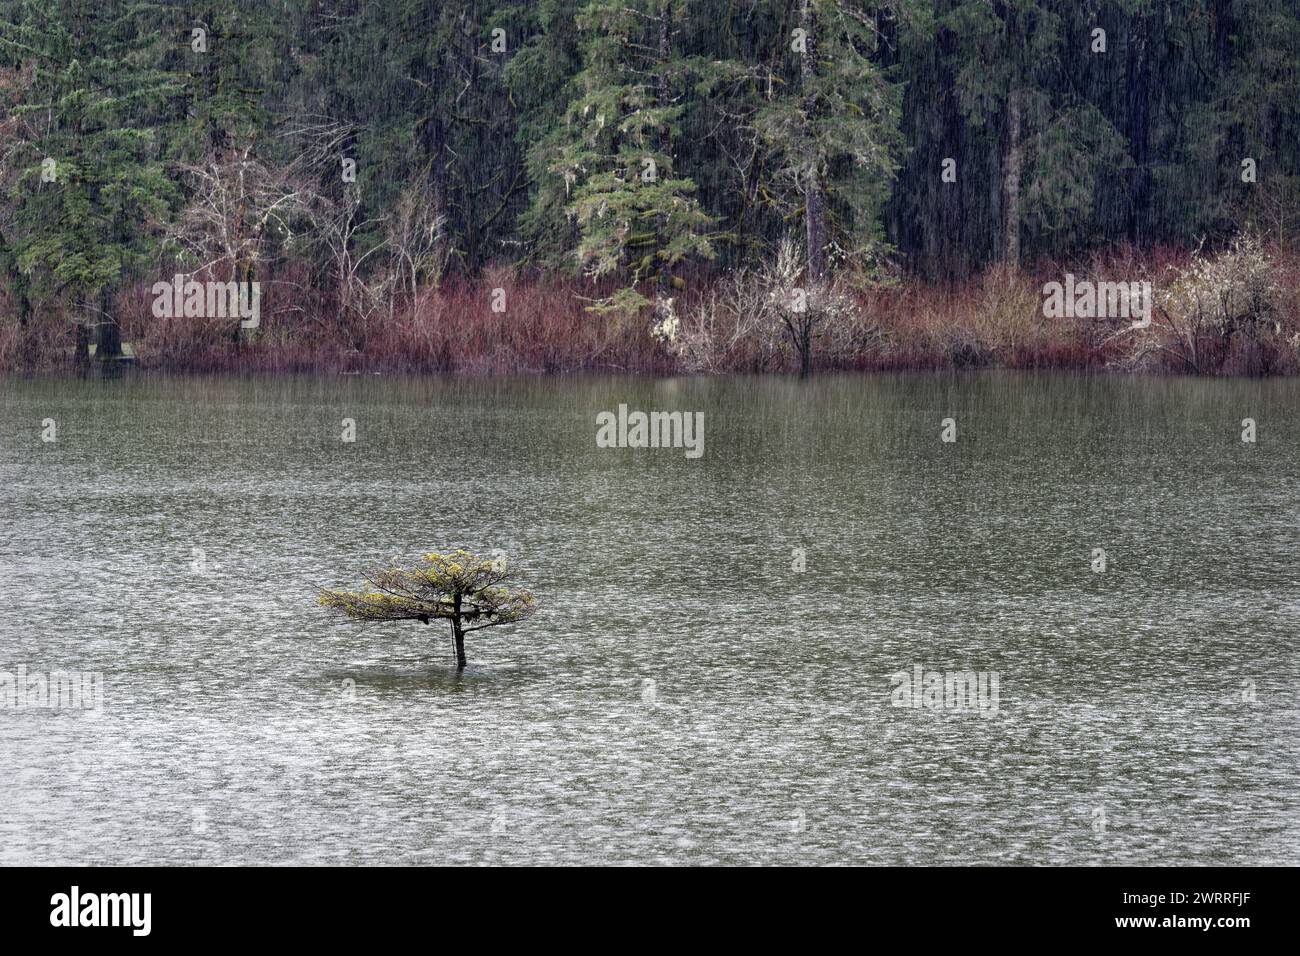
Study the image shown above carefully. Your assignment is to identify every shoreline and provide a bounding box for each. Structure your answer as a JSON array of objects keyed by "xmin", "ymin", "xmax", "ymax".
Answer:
[
  {"xmin": 2, "ymin": 363, "xmax": 1293, "ymax": 383},
  {"xmin": 5, "ymin": 242, "xmax": 1299, "ymax": 379}
]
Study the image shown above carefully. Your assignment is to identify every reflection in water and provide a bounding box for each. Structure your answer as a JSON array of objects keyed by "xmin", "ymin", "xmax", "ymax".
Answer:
[{"xmin": 0, "ymin": 371, "xmax": 1297, "ymax": 864}]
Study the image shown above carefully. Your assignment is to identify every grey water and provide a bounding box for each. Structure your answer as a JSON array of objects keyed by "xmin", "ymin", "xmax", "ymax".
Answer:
[{"xmin": 1, "ymin": 371, "xmax": 1296, "ymax": 865}]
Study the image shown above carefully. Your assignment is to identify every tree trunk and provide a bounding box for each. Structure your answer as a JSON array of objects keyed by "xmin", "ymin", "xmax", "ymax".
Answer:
[
  {"xmin": 452, "ymin": 593, "xmax": 466, "ymax": 669},
  {"xmin": 793, "ymin": 0, "xmax": 823, "ymax": 391},
  {"xmin": 234, "ymin": 257, "xmax": 255, "ymax": 346},
  {"xmin": 1213, "ymin": 0, "xmax": 1234, "ymax": 72},
  {"xmin": 96, "ymin": 289, "xmax": 122, "ymax": 359},
  {"xmin": 655, "ymin": 0, "xmax": 673, "ymax": 297},
  {"xmin": 453, "ymin": 622, "xmax": 466, "ymax": 670},
  {"xmin": 932, "ymin": 8, "xmax": 968, "ymax": 280},
  {"xmin": 15, "ymin": 270, "xmax": 30, "ymax": 329},
  {"xmin": 74, "ymin": 321, "xmax": 91, "ymax": 368},
  {"xmin": 1126, "ymin": 14, "xmax": 1151, "ymax": 244},
  {"xmin": 799, "ymin": 318, "xmax": 813, "ymax": 378},
  {"xmin": 800, "ymin": 0, "xmax": 826, "ymax": 282},
  {"xmin": 658, "ymin": 2, "xmax": 672, "ymax": 158},
  {"xmin": 427, "ymin": 115, "xmax": 450, "ymax": 281},
  {"xmin": 1003, "ymin": 86, "xmax": 1024, "ymax": 268},
  {"xmin": 805, "ymin": 172, "xmax": 827, "ymax": 282}
]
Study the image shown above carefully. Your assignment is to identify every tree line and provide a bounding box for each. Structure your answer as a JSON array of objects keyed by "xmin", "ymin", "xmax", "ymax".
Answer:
[{"xmin": 1, "ymin": 1, "xmax": 1297, "ymax": 356}]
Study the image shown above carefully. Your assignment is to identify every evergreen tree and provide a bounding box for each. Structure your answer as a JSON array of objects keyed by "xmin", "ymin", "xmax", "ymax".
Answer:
[
  {"xmin": 506, "ymin": 0, "xmax": 585, "ymax": 266},
  {"xmin": 3, "ymin": 0, "xmax": 1300, "ymax": 329},
  {"xmin": 547, "ymin": 0, "xmax": 715, "ymax": 314},
  {"xmin": 751, "ymin": 0, "xmax": 903, "ymax": 280},
  {"xmin": 2, "ymin": 1, "xmax": 183, "ymax": 358}
]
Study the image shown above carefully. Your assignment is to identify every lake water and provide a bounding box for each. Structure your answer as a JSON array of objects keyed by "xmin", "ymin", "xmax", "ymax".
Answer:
[{"xmin": 1, "ymin": 371, "xmax": 1297, "ymax": 865}]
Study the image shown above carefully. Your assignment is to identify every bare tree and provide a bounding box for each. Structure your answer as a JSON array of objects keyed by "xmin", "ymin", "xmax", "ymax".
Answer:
[
  {"xmin": 167, "ymin": 143, "xmax": 322, "ymax": 338},
  {"xmin": 677, "ymin": 267, "xmax": 786, "ymax": 373},
  {"xmin": 675, "ymin": 237, "xmax": 868, "ymax": 374},
  {"xmin": 765, "ymin": 237, "xmax": 856, "ymax": 376},
  {"xmin": 1245, "ymin": 173, "xmax": 1300, "ymax": 252},
  {"xmin": 318, "ymin": 186, "xmax": 389, "ymax": 333},
  {"xmin": 386, "ymin": 173, "xmax": 448, "ymax": 307},
  {"xmin": 1118, "ymin": 234, "xmax": 1282, "ymax": 373}
]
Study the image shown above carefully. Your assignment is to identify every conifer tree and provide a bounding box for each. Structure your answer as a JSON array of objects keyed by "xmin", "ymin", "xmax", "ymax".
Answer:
[
  {"xmin": 548, "ymin": 0, "xmax": 715, "ymax": 314},
  {"xmin": 2, "ymin": 0, "xmax": 183, "ymax": 359},
  {"xmin": 751, "ymin": 0, "xmax": 903, "ymax": 281}
]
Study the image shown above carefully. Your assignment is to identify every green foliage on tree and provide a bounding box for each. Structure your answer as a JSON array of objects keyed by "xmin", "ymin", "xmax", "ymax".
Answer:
[
  {"xmin": 320, "ymin": 550, "xmax": 537, "ymax": 670},
  {"xmin": 1, "ymin": 0, "xmax": 183, "ymax": 355},
  {"xmin": 506, "ymin": 0, "xmax": 585, "ymax": 266},
  {"xmin": 3, "ymin": 0, "xmax": 1300, "ymax": 342},
  {"xmin": 546, "ymin": 0, "xmax": 715, "ymax": 312},
  {"xmin": 751, "ymin": 0, "xmax": 903, "ymax": 278}
]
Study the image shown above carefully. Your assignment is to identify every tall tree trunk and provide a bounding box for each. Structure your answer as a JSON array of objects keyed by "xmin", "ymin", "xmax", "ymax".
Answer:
[
  {"xmin": 202, "ymin": 4, "xmax": 225, "ymax": 152},
  {"xmin": 1126, "ymin": 13, "xmax": 1151, "ymax": 244},
  {"xmin": 74, "ymin": 321, "xmax": 90, "ymax": 369},
  {"xmin": 427, "ymin": 115, "xmax": 450, "ymax": 281},
  {"xmin": 875, "ymin": 4, "xmax": 898, "ymax": 68},
  {"xmin": 879, "ymin": 3, "xmax": 903, "ymax": 256},
  {"xmin": 1213, "ymin": 0, "xmax": 1234, "ymax": 72},
  {"xmin": 800, "ymin": 0, "xmax": 826, "ymax": 282},
  {"xmin": 96, "ymin": 288, "xmax": 122, "ymax": 359},
  {"xmin": 1003, "ymin": 86, "xmax": 1024, "ymax": 268},
  {"xmin": 939, "ymin": 12, "xmax": 966, "ymax": 279},
  {"xmin": 658, "ymin": 2, "xmax": 672, "ymax": 158},
  {"xmin": 655, "ymin": 0, "xmax": 673, "ymax": 299}
]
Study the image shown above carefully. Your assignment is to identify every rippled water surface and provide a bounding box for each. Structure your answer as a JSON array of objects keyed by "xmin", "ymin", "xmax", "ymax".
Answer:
[{"xmin": 1, "ymin": 371, "xmax": 1297, "ymax": 865}]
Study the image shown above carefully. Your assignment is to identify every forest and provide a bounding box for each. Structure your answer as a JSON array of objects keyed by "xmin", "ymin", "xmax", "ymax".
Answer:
[{"xmin": 1, "ymin": 0, "xmax": 1298, "ymax": 375}]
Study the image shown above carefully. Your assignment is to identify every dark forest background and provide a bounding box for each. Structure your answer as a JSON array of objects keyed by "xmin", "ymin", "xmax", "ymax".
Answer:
[{"xmin": 2, "ymin": 1, "xmax": 1298, "ymax": 374}]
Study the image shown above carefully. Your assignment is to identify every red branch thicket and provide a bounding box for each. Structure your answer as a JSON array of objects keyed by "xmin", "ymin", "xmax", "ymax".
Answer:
[{"xmin": 4, "ymin": 243, "xmax": 1299, "ymax": 377}]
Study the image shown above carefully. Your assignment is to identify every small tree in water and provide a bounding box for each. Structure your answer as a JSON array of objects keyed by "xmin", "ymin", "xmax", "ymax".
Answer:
[{"xmin": 319, "ymin": 550, "xmax": 536, "ymax": 670}]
